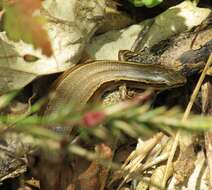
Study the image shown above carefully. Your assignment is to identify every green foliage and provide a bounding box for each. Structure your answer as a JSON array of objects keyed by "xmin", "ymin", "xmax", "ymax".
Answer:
[
  {"xmin": 129, "ymin": 0, "xmax": 163, "ymax": 7},
  {"xmin": 0, "ymin": 96, "xmax": 212, "ymax": 142},
  {"xmin": 1, "ymin": 0, "xmax": 52, "ymax": 56},
  {"xmin": 0, "ymin": 90, "xmax": 19, "ymax": 110},
  {"xmin": 0, "ymin": 93, "xmax": 212, "ymax": 167}
]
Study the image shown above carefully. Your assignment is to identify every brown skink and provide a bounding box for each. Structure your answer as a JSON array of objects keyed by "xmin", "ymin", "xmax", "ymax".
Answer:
[{"xmin": 44, "ymin": 60, "xmax": 186, "ymax": 115}]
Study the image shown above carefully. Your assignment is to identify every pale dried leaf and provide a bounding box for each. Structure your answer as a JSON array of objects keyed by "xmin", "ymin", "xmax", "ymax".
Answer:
[
  {"xmin": 0, "ymin": 0, "xmax": 106, "ymax": 93},
  {"xmin": 87, "ymin": 1, "xmax": 210, "ymax": 60}
]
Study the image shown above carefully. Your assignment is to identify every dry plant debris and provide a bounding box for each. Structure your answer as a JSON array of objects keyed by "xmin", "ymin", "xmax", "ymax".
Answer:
[{"xmin": 0, "ymin": 0, "xmax": 211, "ymax": 190}]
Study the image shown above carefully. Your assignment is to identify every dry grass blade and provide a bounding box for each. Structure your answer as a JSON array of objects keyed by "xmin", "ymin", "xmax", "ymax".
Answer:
[
  {"xmin": 116, "ymin": 133, "xmax": 163, "ymax": 189},
  {"xmin": 162, "ymin": 53, "xmax": 212, "ymax": 188},
  {"xmin": 204, "ymin": 133, "xmax": 212, "ymax": 187},
  {"xmin": 183, "ymin": 54, "xmax": 212, "ymax": 121}
]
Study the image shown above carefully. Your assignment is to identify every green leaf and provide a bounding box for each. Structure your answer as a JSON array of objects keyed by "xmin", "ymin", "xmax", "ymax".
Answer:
[
  {"xmin": 2, "ymin": 0, "xmax": 53, "ymax": 57},
  {"xmin": 129, "ymin": 0, "xmax": 163, "ymax": 8}
]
